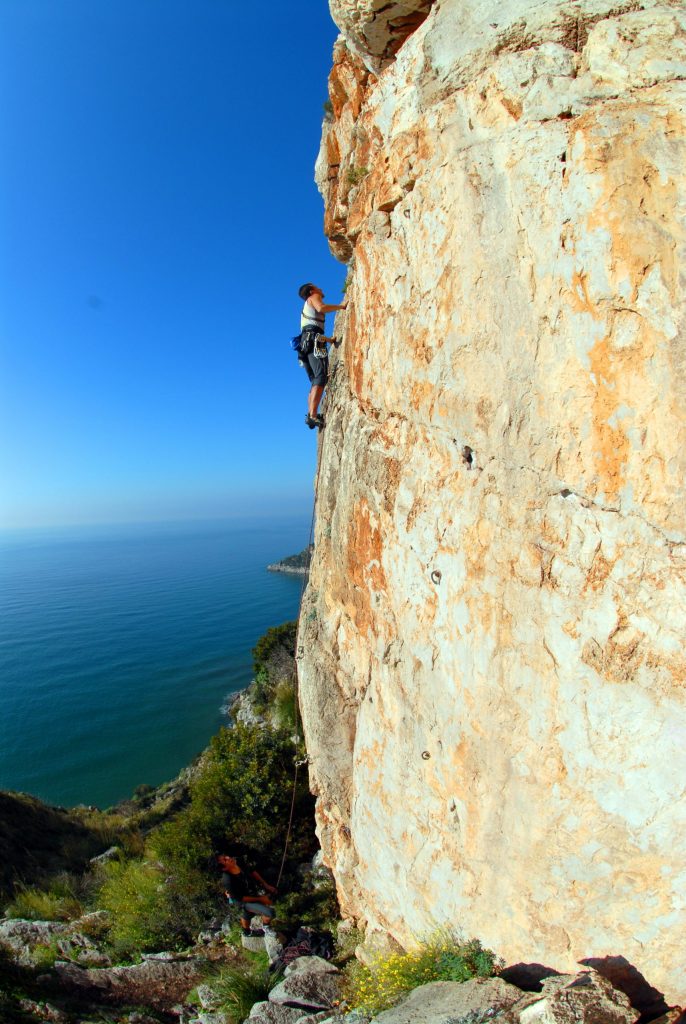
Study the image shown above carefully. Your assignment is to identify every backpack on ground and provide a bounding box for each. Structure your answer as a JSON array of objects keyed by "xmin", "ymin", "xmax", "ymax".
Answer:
[{"xmin": 269, "ymin": 926, "xmax": 334, "ymax": 973}]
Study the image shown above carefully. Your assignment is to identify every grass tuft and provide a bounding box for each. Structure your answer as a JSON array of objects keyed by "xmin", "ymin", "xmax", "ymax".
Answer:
[
  {"xmin": 6, "ymin": 874, "xmax": 84, "ymax": 922},
  {"xmin": 209, "ymin": 959, "xmax": 277, "ymax": 1024},
  {"xmin": 347, "ymin": 165, "xmax": 369, "ymax": 187},
  {"xmin": 272, "ymin": 679, "xmax": 297, "ymax": 732}
]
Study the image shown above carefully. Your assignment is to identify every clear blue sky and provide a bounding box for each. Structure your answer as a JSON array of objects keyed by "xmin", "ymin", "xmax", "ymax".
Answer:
[{"xmin": 0, "ymin": 0, "xmax": 344, "ymax": 528}]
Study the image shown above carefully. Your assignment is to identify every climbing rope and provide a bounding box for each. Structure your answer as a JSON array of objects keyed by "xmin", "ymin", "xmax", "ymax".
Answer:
[{"xmin": 275, "ymin": 429, "xmax": 326, "ymax": 889}]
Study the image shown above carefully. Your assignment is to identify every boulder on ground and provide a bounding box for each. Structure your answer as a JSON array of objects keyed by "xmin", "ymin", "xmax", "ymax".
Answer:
[
  {"xmin": 52, "ymin": 953, "xmax": 206, "ymax": 1011},
  {"xmin": 284, "ymin": 955, "xmax": 340, "ymax": 978},
  {"xmin": 369, "ymin": 970, "xmax": 642, "ymax": 1024},
  {"xmin": 292, "ymin": 1012, "xmax": 335, "ymax": 1024},
  {"xmin": 269, "ymin": 962, "xmax": 342, "ymax": 1010},
  {"xmin": 373, "ymin": 978, "xmax": 522, "ymax": 1024},
  {"xmin": 0, "ymin": 918, "xmax": 110, "ymax": 968},
  {"xmin": 264, "ymin": 926, "xmax": 284, "ymax": 964},
  {"xmin": 578, "ymin": 955, "xmax": 674, "ymax": 1022},
  {"xmin": 248, "ymin": 1001, "xmax": 309, "ymax": 1024},
  {"xmin": 17, "ymin": 1000, "xmax": 70, "ymax": 1024},
  {"xmin": 89, "ymin": 845, "xmax": 121, "ymax": 865},
  {"xmin": 512, "ymin": 970, "xmax": 637, "ymax": 1023},
  {"xmin": 196, "ymin": 983, "xmax": 220, "ymax": 1010}
]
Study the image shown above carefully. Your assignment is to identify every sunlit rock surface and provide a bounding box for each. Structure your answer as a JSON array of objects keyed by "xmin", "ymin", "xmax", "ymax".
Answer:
[
  {"xmin": 299, "ymin": 0, "xmax": 686, "ymax": 1005},
  {"xmin": 329, "ymin": 0, "xmax": 435, "ymax": 73}
]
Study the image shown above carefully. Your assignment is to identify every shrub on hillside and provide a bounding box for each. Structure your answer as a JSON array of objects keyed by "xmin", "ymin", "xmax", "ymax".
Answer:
[
  {"xmin": 249, "ymin": 621, "xmax": 297, "ymax": 716},
  {"xmin": 275, "ymin": 874, "xmax": 339, "ymax": 935},
  {"xmin": 153, "ymin": 722, "xmax": 313, "ymax": 868},
  {"xmin": 252, "ymin": 621, "xmax": 297, "ymax": 679},
  {"xmin": 98, "ymin": 859, "xmax": 175, "ymax": 957},
  {"xmin": 98, "ymin": 854, "xmax": 216, "ymax": 958},
  {"xmin": 98, "ymin": 722, "xmax": 316, "ymax": 955},
  {"xmin": 272, "ymin": 679, "xmax": 298, "ymax": 732},
  {"xmin": 344, "ymin": 934, "xmax": 502, "ymax": 1015}
]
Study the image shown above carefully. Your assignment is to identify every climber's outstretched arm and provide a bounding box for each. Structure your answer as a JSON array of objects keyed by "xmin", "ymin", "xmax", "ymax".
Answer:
[{"xmin": 308, "ymin": 291, "xmax": 347, "ymax": 315}]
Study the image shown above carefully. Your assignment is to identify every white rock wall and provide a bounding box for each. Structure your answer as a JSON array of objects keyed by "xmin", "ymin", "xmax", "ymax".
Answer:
[{"xmin": 299, "ymin": 0, "xmax": 686, "ymax": 1004}]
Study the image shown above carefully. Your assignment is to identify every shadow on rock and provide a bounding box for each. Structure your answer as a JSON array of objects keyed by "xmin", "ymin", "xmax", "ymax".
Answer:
[
  {"xmin": 500, "ymin": 962, "xmax": 562, "ymax": 992},
  {"xmin": 579, "ymin": 955, "xmax": 670, "ymax": 1022}
]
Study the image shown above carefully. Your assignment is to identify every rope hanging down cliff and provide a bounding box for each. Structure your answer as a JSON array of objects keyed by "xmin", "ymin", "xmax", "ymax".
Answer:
[{"xmin": 275, "ymin": 435, "xmax": 326, "ymax": 889}]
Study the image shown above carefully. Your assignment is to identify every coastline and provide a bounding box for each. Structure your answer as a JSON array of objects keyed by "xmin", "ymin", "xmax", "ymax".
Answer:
[
  {"xmin": 0, "ymin": 518, "xmax": 306, "ymax": 809},
  {"xmin": 266, "ymin": 563, "xmax": 309, "ymax": 575},
  {"xmin": 266, "ymin": 543, "xmax": 312, "ymax": 576}
]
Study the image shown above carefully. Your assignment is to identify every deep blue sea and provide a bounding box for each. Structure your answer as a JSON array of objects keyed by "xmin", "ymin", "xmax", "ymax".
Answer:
[{"xmin": 0, "ymin": 518, "xmax": 309, "ymax": 809}]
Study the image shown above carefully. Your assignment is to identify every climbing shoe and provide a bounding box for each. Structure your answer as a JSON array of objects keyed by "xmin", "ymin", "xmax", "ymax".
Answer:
[
  {"xmin": 305, "ymin": 414, "xmax": 317, "ymax": 429},
  {"xmin": 312, "ymin": 413, "xmax": 325, "ymax": 428},
  {"xmin": 250, "ymin": 928, "xmax": 265, "ymax": 938}
]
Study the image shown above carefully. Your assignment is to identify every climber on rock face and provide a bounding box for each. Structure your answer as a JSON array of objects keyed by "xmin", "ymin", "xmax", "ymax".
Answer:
[
  {"xmin": 217, "ymin": 853, "xmax": 277, "ymax": 937},
  {"xmin": 298, "ymin": 283, "xmax": 346, "ymax": 430}
]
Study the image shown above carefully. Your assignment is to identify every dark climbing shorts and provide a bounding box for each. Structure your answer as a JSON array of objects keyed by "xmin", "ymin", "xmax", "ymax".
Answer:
[
  {"xmin": 243, "ymin": 901, "xmax": 275, "ymax": 919},
  {"xmin": 302, "ymin": 350, "xmax": 328, "ymax": 388}
]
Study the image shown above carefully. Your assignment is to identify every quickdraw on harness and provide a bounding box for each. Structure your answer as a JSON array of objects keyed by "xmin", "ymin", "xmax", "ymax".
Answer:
[{"xmin": 291, "ymin": 325, "xmax": 329, "ymax": 360}]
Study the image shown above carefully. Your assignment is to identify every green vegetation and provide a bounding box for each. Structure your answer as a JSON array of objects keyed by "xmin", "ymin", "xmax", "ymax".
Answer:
[
  {"xmin": 346, "ymin": 164, "xmax": 369, "ymax": 187},
  {"xmin": 6, "ymin": 872, "xmax": 84, "ymax": 922},
  {"xmin": 30, "ymin": 936, "xmax": 63, "ymax": 970},
  {"xmin": 154, "ymin": 722, "xmax": 312, "ymax": 864},
  {"xmin": 252, "ymin": 621, "xmax": 298, "ymax": 679},
  {"xmin": 0, "ymin": 791, "xmax": 115, "ymax": 899},
  {"xmin": 335, "ymin": 924, "xmax": 364, "ymax": 965},
  {"xmin": 272, "ymin": 679, "xmax": 298, "ymax": 732},
  {"xmin": 0, "ymin": 620, "xmax": 327, "ymax": 976},
  {"xmin": 274, "ymin": 873, "xmax": 339, "ymax": 936},
  {"xmin": 133, "ymin": 783, "xmax": 155, "ymax": 800},
  {"xmin": 344, "ymin": 934, "xmax": 502, "ymax": 1015},
  {"xmin": 249, "ymin": 621, "xmax": 298, "ymax": 718},
  {"xmin": 99, "ymin": 858, "xmax": 179, "ymax": 957},
  {"xmin": 95, "ymin": 721, "xmax": 315, "ymax": 957},
  {"xmin": 209, "ymin": 957, "xmax": 278, "ymax": 1024},
  {"xmin": 323, "ymin": 99, "xmax": 334, "ymax": 117}
]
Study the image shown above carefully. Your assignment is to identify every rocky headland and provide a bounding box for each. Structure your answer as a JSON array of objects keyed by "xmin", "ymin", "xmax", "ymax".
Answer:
[{"xmin": 267, "ymin": 547, "xmax": 314, "ymax": 576}]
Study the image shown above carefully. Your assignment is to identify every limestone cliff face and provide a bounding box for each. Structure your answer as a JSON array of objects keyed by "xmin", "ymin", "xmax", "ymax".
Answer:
[{"xmin": 299, "ymin": 0, "xmax": 686, "ymax": 1004}]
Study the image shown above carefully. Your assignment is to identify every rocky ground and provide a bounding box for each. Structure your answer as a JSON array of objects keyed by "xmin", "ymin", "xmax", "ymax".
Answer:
[{"xmin": 2, "ymin": 894, "xmax": 683, "ymax": 1024}]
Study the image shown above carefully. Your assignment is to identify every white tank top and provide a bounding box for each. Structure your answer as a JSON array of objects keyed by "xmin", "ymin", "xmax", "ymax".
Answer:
[{"xmin": 301, "ymin": 301, "xmax": 325, "ymax": 331}]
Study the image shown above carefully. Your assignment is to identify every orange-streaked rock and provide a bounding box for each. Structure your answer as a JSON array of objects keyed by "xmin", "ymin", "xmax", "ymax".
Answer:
[{"xmin": 303, "ymin": 0, "xmax": 686, "ymax": 1006}]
